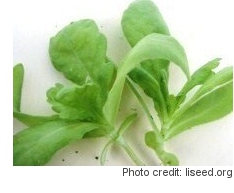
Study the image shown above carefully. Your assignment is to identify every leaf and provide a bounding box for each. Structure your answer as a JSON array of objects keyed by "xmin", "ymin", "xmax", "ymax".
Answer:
[
  {"xmin": 192, "ymin": 66, "xmax": 233, "ymax": 101},
  {"xmin": 103, "ymin": 33, "xmax": 189, "ymax": 124},
  {"xmin": 166, "ymin": 94, "xmax": 178, "ymax": 117},
  {"xmin": 122, "ymin": 0, "xmax": 171, "ymax": 108},
  {"xmin": 121, "ymin": 0, "xmax": 170, "ymax": 46},
  {"xmin": 13, "ymin": 120, "xmax": 98, "ymax": 166},
  {"xmin": 14, "ymin": 112, "xmax": 59, "ymax": 127},
  {"xmin": 13, "ymin": 64, "xmax": 24, "ymax": 112},
  {"xmin": 166, "ymin": 70, "xmax": 233, "ymax": 139},
  {"xmin": 128, "ymin": 68, "xmax": 166, "ymax": 120},
  {"xmin": 47, "ymin": 83, "xmax": 105, "ymax": 123},
  {"xmin": 176, "ymin": 58, "xmax": 221, "ymax": 105},
  {"xmin": 120, "ymin": 33, "xmax": 189, "ymax": 78},
  {"xmin": 49, "ymin": 19, "xmax": 114, "ymax": 91}
]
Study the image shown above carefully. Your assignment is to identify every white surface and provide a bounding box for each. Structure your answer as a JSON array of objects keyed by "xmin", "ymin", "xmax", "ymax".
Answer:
[{"xmin": 13, "ymin": 0, "xmax": 233, "ymax": 166}]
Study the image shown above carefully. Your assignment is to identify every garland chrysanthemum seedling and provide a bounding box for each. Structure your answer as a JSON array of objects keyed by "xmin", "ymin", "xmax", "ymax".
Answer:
[{"xmin": 13, "ymin": 0, "xmax": 233, "ymax": 166}]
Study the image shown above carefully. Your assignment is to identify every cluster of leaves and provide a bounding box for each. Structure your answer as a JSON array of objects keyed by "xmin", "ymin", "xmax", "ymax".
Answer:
[{"xmin": 13, "ymin": 0, "xmax": 233, "ymax": 166}]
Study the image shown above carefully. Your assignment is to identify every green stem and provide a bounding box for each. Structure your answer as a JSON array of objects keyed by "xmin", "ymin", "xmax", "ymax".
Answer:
[
  {"xmin": 100, "ymin": 139, "xmax": 113, "ymax": 165},
  {"xmin": 100, "ymin": 136, "xmax": 145, "ymax": 166},
  {"xmin": 126, "ymin": 78, "xmax": 160, "ymax": 134},
  {"xmin": 117, "ymin": 136, "xmax": 145, "ymax": 166}
]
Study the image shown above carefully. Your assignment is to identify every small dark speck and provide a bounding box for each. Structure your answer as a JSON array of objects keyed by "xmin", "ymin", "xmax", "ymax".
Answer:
[
  {"xmin": 75, "ymin": 151, "xmax": 79, "ymax": 154},
  {"xmin": 62, "ymin": 159, "xmax": 65, "ymax": 162},
  {"xmin": 95, "ymin": 156, "xmax": 99, "ymax": 160},
  {"xmin": 150, "ymin": 115, "xmax": 153, "ymax": 120},
  {"xmin": 101, "ymin": 25, "xmax": 104, "ymax": 28},
  {"xmin": 131, "ymin": 108, "xmax": 137, "ymax": 111}
]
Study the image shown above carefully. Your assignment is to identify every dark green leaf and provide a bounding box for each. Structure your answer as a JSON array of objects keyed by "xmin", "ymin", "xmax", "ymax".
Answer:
[
  {"xmin": 14, "ymin": 120, "xmax": 98, "ymax": 166},
  {"xmin": 13, "ymin": 64, "xmax": 24, "ymax": 112}
]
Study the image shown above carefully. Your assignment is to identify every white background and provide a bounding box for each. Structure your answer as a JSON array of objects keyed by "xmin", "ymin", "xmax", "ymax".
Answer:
[{"xmin": 13, "ymin": 0, "xmax": 233, "ymax": 166}]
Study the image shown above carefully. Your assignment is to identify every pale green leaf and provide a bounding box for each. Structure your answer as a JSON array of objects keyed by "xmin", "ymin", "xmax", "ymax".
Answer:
[
  {"xmin": 14, "ymin": 120, "xmax": 98, "ymax": 166},
  {"xmin": 119, "ymin": 33, "xmax": 189, "ymax": 78},
  {"xmin": 49, "ymin": 19, "xmax": 114, "ymax": 89},
  {"xmin": 176, "ymin": 58, "xmax": 221, "ymax": 105},
  {"xmin": 103, "ymin": 33, "xmax": 189, "ymax": 124},
  {"xmin": 47, "ymin": 83, "xmax": 105, "ymax": 123},
  {"xmin": 121, "ymin": 0, "xmax": 170, "ymax": 46},
  {"xmin": 192, "ymin": 66, "xmax": 233, "ymax": 101},
  {"xmin": 14, "ymin": 112, "xmax": 59, "ymax": 127},
  {"xmin": 166, "ymin": 79, "xmax": 233, "ymax": 140},
  {"xmin": 121, "ymin": 0, "xmax": 172, "ymax": 105}
]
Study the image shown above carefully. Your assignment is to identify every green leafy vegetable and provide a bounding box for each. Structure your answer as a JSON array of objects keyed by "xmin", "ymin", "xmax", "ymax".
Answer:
[{"xmin": 13, "ymin": 0, "xmax": 232, "ymax": 166}]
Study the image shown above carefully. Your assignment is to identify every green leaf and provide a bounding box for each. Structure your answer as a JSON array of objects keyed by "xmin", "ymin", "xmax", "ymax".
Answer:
[
  {"xmin": 121, "ymin": 0, "xmax": 170, "ymax": 46},
  {"xmin": 192, "ymin": 66, "xmax": 233, "ymax": 101},
  {"xmin": 177, "ymin": 58, "xmax": 221, "ymax": 105},
  {"xmin": 14, "ymin": 120, "xmax": 98, "ymax": 166},
  {"xmin": 119, "ymin": 33, "xmax": 189, "ymax": 78},
  {"xmin": 49, "ymin": 19, "xmax": 114, "ymax": 90},
  {"xmin": 47, "ymin": 83, "xmax": 105, "ymax": 123},
  {"xmin": 166, "ymin": 94, "xmax": 178, "ymax": 117},
  {"xmin": 166, "ymin": 69, "xmax": 233, "ymax": 139},
  {"xmin": 122, "ymin": 0, "xmax": 171, "ymax": 109},
  {"xmin": 103, "ymin": 33, "xmax": 189, "ymax": 124},
  {"xmin": 13, "ymin": 64, "xmax": 24, "ymax": 112},
  {"xmin": 128, "ymin": 68, "xmax": 166, "ymax": 120},
  {"xmin": 14, "ymin": 112, "xmax": 59, "ymax": 127}
]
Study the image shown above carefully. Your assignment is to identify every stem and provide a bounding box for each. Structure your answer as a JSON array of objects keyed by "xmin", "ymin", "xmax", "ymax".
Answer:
[
  {"xmin": 100, "ymin": 136, "xmax": 145, "ymax": 166},
  {"xmin": 126, "ymin": 78, "xmax": 160, "ymax": 134},
  {"xmin": 100, "ymin": 124, "xmax": 145, "ymax": 166},
  {"xmin": 117, "ymin": 136, "xmax": 145, "ymax": 166},
  {"xmin": 100, "ymin": 139, "xmax": 113, "ymax": 166}
]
